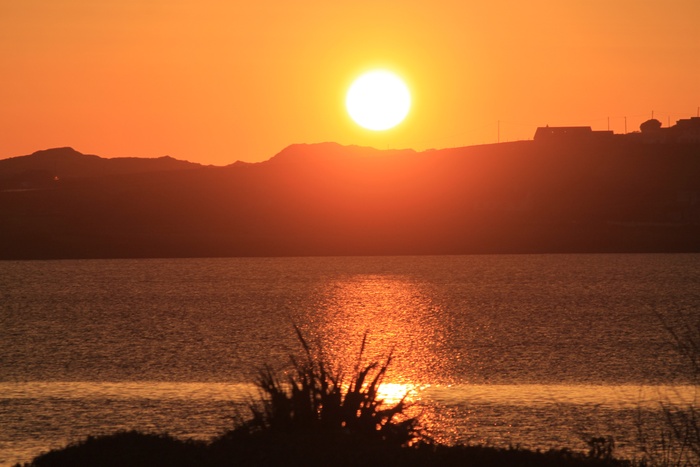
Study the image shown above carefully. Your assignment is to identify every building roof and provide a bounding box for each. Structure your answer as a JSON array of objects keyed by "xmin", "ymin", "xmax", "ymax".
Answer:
[{"xmin": 534, "ymin": 126, "xmax": 615, "ymax": 141}]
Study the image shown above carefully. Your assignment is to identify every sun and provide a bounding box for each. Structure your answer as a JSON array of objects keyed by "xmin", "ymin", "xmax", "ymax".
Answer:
[{"xmin": 346, "ymin": 70, "xmax": 411, "ymax": 131}]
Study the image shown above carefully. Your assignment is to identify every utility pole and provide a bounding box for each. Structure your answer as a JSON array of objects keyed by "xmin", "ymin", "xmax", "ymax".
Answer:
[
  {"xmin": 497, "ymin": 120, "xmax": 500, "ymax": 143},
  {"xmin": 624, "ymin": 116, "xmax": 627, "ymax": 134}
]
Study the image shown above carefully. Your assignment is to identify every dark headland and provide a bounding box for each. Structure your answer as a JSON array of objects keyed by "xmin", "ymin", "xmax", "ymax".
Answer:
[{"xmin": 1, "ymin": 119, "xmax": 699, "ymax": 259}]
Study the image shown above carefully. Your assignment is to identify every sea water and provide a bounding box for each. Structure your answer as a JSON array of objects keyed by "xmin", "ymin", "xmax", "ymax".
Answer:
[{"xmin": 1, "ymin": 254, "xmax": 698, "ymax": 465}]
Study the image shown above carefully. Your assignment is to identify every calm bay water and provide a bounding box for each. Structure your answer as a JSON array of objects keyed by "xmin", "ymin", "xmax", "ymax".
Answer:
[{"xmin": 1, "ymin": 254, "xmax": 698, "ymax": 465}]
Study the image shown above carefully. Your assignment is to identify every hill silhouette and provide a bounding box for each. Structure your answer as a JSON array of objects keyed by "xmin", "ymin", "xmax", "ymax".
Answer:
[
  {"xmin": 0, "ymin": 147, "xmax": 204, "ymax": 180},
  {"xmin": 1, "ymin": 140, "xmax": 699, "ymax": 259}
]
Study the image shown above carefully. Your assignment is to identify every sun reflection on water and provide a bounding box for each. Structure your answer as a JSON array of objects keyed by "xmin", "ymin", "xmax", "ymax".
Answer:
[
  {"xmin": 375, "ymin": 382, "xmax": 421, "ymax": 405},
  {"xmin": 290, "ymin": 274, "xmax": 456, "ymax": 442},
  {"xmin": 298, "ymin": 274, "xmax": 451, "ymax": 388}
]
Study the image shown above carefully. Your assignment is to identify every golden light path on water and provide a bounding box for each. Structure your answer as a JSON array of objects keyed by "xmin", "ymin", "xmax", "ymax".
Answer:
[
  {"xmin": 297, "ymin": 274, "xmax": 452, "ymax": 386},
  {"xmin": 293, "ymin": 273, "xmax": 453, "ymax": 440}
]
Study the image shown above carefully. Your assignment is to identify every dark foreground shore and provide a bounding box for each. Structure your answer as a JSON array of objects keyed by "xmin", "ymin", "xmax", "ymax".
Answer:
[{"xmin": 19, "ymin": 430, "xmax": 629, "ymax": 467}]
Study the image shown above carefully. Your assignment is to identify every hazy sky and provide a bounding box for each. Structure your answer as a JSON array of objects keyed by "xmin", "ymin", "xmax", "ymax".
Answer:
[{"xmin": 2, "ymin": 0, "xmax": 699, "ymax": 165}]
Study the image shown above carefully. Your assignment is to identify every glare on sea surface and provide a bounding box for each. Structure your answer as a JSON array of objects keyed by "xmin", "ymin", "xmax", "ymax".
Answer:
[
  {"xmin": 300, "ymin": 274, "xmax": 450, "ymax": 386},
  {"xmin": 376, "ymin": 382, "xmax": 421, "ymax": 405},
  {"xmin": 290, "ymin": 274, "xmax": 452, "ymax": 440}
]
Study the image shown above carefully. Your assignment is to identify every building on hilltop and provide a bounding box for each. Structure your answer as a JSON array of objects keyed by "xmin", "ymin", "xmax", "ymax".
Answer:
[
  {"xmin": 672, "ymin": 117, "xmax": 700, "ymax": 143},
  {"xmin": 534, "ymin": 116, "xmax": 700, "ymax": 144},
  {"xmin": 533, "ymin": 125, "xmax": 614, "ymax": 142},
  {"xmin": 637, "ymin": 116, "xmax": 700, "ymax": 143}
]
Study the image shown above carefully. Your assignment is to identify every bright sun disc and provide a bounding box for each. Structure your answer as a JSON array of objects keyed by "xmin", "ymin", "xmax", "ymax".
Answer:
[{"xmin": 346, "ymin": 70, "xmax": 411, "ymax": 131}]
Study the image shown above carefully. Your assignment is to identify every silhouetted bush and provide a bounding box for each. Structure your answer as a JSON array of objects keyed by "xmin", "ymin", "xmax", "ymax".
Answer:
[{"xmin": 228, "ymin": 326, "xmax": 420, "ymax": 446}]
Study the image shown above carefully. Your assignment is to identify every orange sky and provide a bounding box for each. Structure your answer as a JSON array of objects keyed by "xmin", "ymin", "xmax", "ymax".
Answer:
[{"xmin": 2, "ymin": 0, "xmax": 699, "ymax": 165}]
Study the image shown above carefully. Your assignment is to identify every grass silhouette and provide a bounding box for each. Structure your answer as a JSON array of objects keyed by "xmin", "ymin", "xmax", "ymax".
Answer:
[
  {"xmin": 634, "ymin": 311, "xmax": 700, "ymax": 466},
  {"xmin": 234, "ymin": 326, "xmax": 420, "ymax": 446}
]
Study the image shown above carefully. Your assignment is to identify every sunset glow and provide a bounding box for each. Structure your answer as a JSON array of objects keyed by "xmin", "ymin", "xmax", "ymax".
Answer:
[
  {"xmin": 1, "ymin": 1, "xmax": 698, "ymax": 164},
  {"xmin": 3, "ymin": 0, "xmax": 700, "ymax": 458}
]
